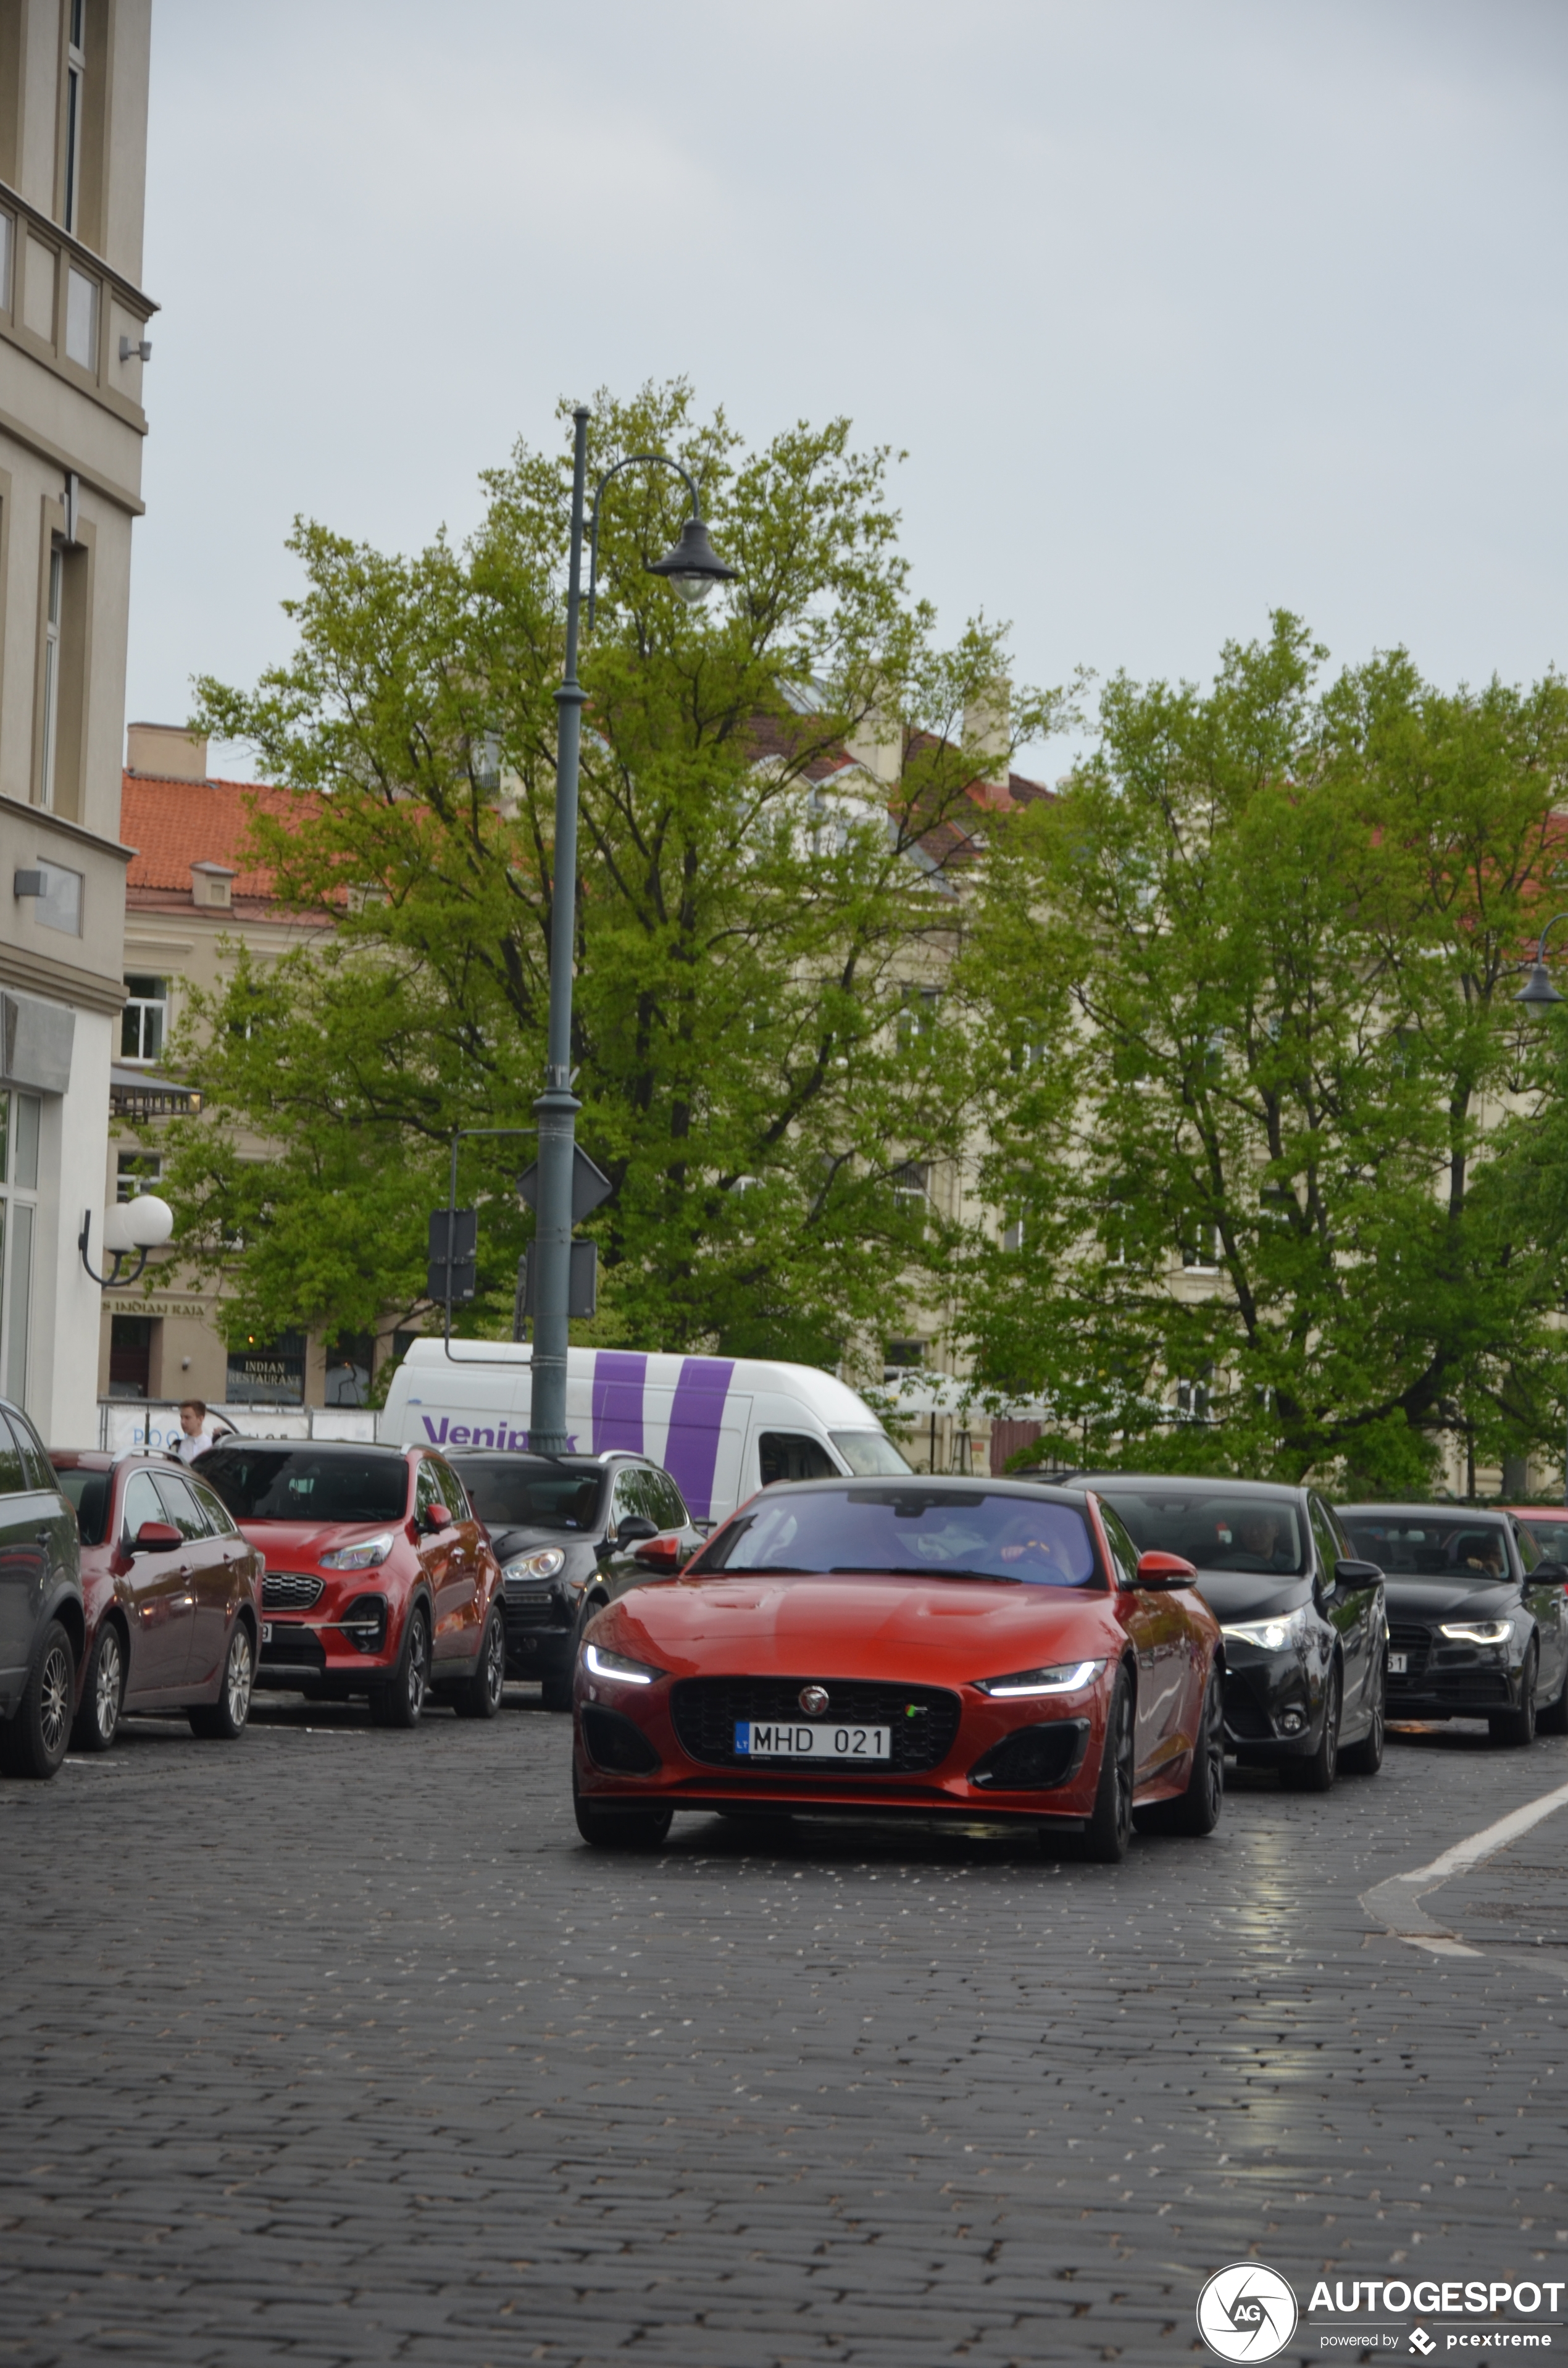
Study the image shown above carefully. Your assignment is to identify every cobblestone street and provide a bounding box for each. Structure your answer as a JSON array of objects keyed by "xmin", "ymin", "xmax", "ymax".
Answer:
[{"xmin": 2, "ymin": 1697, "xmax": 1565, "ymax": 2366}]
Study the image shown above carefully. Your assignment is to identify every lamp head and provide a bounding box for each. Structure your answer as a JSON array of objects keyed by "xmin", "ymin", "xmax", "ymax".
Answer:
[
  {"xmin": 122, "ymin": 1192, "xmax": 175, "ymax": 1249},
  {"xmin": 1517, "ymin": 961, "xmax": 1564, "ymax": 1009},
  {"xmin": 646, "ymin": 516, "xmax": 737, "ymax": 607}
]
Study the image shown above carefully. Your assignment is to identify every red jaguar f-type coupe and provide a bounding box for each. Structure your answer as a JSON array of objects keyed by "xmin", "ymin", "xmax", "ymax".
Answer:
[{"xmin": 571, "ymin": 1476, "xmax": 1225, "ymax": 1862}]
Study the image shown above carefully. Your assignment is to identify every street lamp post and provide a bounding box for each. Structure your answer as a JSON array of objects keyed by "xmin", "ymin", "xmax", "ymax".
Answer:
[
  {"xmin": 1516, "ymin": 913, "xmax": 1568, "ymax": 1008},
  {"xmin": 528, "ymin": 406, "xmax": 736, "ymax": 1453}
]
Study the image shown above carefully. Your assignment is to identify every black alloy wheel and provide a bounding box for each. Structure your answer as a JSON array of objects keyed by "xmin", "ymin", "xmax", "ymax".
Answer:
[
  {"xmin": 0, "ymin": 1619, "xmax": 75, "ymax": 1779},
  {"xmin": 73, "ymin": 1623, "xmax": 125, "ymax": 1754},
  {"xmin": 1070, "ymin": 1666, "xmax": 1135, "ymax": 1864},
  {"xmin": 1136, "ymin": 1663, "xmax": 1225, "ymax": 1836},
  {"xmin": 571, "ymin": 1761, "xmax": 672, "ymax": 1850},
  {"xmin": 454, "ymin": 1607, "xmax": 506, "ymax": 1719},
  {"xmin": 190, "ymin": 1625, "xmax": 254, "ymax": 1740},
  {"xmin": 1340, "ymin": 1648, "xmax": 1387, "ymax": 1775},
  {"xmin": 1490, "ymin": 1641, "xmax": 1538, "ymax": 1749},
  {"xmin": 370, "ymin": 1601, "xmax": 431, "ymax": 1730},
  {"xmin": 1280, "ymin": 1659, "xmax": 1340, "ymax": 1793}
]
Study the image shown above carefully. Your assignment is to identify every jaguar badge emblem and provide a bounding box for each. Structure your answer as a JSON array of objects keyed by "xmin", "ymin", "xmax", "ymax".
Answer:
[{"xmin": 799, "ymin": 1684, "xmax": 830, "ymax": 1715}]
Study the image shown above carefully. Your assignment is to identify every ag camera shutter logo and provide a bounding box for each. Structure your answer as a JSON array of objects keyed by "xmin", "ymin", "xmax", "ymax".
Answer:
[{"xmin": 1197, "ymin": 2264, "xmax": 1299, "ymax": 2361}]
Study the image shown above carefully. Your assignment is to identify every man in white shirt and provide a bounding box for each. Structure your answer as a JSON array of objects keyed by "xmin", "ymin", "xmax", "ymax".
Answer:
[{"xmin": 175, "ymin": 1400, "xmax": 219, "ymax": 1465}]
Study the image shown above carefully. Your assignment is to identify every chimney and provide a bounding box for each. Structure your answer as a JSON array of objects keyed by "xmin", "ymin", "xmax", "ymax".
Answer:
[
  {"xmin": 190, "ymin": 861, "xmax": 236, "ymax": 911},
  {"xmin": 127, "ymin": 721, "xmax": 209, "ymax": 781},
  {"xmin": 962, "ymin": 680, "xmax": 1011, "ymax": 806},
  {"xmin": 846, "ymin": 695, "xmax": 902, "ymax": 787}
]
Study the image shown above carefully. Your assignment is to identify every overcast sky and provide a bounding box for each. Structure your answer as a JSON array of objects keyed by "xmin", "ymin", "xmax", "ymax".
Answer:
[{"xmin": 129, "ymin": 0, "xmax": 1568, "ymax": 780}]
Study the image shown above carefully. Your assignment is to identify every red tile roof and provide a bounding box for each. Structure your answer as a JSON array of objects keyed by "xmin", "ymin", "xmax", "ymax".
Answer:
[{"xmin": 120, "ymin": 770, "xmax": 321, "ymax": 900}]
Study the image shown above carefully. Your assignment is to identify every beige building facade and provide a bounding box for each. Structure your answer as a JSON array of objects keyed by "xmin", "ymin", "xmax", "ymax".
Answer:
[{"xmin": 0, "ymin": 0, "xmax": 152, "ymax": 1444}]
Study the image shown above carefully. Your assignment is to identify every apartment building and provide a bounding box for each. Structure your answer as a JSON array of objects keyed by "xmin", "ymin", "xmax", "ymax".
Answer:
[{"xmin": 0, "ymin": 1, "xmax": 152, "ymax": 1441}]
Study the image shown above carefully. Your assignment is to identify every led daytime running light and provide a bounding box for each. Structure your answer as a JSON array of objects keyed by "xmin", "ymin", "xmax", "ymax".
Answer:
[
  {"xmin": 975, "ymin": 1658, "xmax": 1103, "ymax": 1698},
  {"xmin": 583, "ymin": 1642, "xmax": 662, "ymax": 1686},
  {"xmin": 1438, "ymin": 1620, "xmax": 1512, "ymax": 1645}
]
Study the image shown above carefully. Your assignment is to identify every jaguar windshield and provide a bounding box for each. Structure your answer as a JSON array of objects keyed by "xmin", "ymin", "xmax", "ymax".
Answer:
[
  {"xmin": 1099, "ymin": 1488, "xmax": 1307, "ymax": 1576},
  {"xmin": 691, "ymin": 1486, "xmax": 1100, "ymax": 1586},
  {"xmin": 197, "ymin": 1447, "xmax": 410, "ymax": 1525}
]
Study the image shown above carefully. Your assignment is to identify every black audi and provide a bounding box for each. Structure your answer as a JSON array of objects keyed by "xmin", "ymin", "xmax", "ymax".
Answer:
[
  {"xmin": 1077, "ymin": 1475, "xmax": 1386, "ymax": 1788},
  {"xmin": 448, "ymin": 1450, "xmax": 703, "ymax": 1710},
  {"xmin": 1335, "ymin": 1504, "xmax": 1568, "ymax": 1745}
]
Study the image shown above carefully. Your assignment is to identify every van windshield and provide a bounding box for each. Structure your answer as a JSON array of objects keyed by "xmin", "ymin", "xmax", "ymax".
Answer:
[
  {"xmin": 197, "ymin": 1448, "xmax": 410, "ymax": 1525},
  {"xmin": 457, "ymin": 1460, "xmax": 605, "ymax": 1532},
  {"xmin": 829, "ymin": 1431, "xmax": 912, "ymax": 1476}
]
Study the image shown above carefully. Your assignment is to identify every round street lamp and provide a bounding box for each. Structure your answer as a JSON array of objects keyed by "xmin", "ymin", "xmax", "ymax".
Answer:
[
  {"xmin": 530, "ymin": 411, "xmax": 737, "ymax": 1453},
  {"xmin": 1517, "ymin": 912, "xmax": 1568, "ymax": 1009}
]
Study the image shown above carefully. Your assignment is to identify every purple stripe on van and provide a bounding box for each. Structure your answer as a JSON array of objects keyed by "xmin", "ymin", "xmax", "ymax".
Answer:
[
  {"xmin": 663, "ymin": 1357, "xmax": 735, "ymax": 1521},
  {"xmin": 591, "ymin": 1350, "xmax": 648, "ymax": 1455}
]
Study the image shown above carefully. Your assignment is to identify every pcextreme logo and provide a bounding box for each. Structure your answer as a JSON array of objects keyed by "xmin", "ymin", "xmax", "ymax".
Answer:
[{"xmin": 1197, "ymin": 2264, "xmax": 1299, "ymax": 2361}]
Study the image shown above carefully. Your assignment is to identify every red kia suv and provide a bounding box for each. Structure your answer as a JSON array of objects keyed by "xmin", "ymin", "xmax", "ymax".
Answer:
[{"xmin": 193, "ymin": 1440, "xmax": 504, "ymax": 1726}]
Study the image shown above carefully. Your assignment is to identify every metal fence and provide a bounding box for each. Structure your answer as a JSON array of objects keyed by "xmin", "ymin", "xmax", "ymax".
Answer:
[{"xmin": 96, "ymin": 1402, "xmax": 378, "ymax": 1454}]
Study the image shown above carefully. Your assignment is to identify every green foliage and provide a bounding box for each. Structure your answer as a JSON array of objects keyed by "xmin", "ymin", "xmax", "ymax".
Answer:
[
  {"xmin": 159, "ymin": 382, "xmax": 1066, "ymax": 1374},
  {"xmin": 961, "ymin": 612, "xmax": 1568, "ymax": 1485}
]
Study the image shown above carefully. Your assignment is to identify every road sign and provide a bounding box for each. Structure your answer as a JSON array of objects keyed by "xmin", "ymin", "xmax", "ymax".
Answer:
[
  {"xmin": 515, "ymin": 1148, "xmax": 612, "ymax": 1226},
  {"xmin": 427, "ymin": 1207, "xmax": 477, "ymax": 1303},
  {"xmin": 520, "ymin": 1239, "xmax": 598, "ymax": 1320}
]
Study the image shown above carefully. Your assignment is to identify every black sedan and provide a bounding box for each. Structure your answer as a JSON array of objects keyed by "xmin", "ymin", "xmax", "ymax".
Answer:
[
  {"xmin": 448, "ymin": 1450, "xmax": 703, "ymax": 1710},
  {"xmin": 1336, "ymin": 1504, "xmax": 1568, "ymax": 1745},
  {"xmin": 1078, "ymin": 1475, "xmax": 1386, "ymax": 1789}
]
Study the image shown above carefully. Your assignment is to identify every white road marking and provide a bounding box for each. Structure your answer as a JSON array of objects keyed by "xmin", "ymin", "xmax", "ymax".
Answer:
[{"xmin": 1361, "ymin": 1774, "xmax": 1568, "ymax": 1957}]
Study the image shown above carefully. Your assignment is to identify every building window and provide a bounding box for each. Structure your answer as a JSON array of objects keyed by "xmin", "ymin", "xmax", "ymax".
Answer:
[
  {"xmin": 121, "ymin": 977, "xmax": 167, "ymax": 1063},
  {"xmin": 1175, "ymin": 1374, "xmax": 1212, "ymax": 1423},
  {"xmin": 64, "ymin": 265, "xmax": 97, "ymax": 370},
  {"xmin": 225, "ymin": 1330, "xmax": 306, "ymax": 1407},
  {"xmin": 325, "ymin": 1332, "xmax": 375, "ymax": 1407},
  {"xmin": 40, "ymin": 546, "xmax": 62, "ymax": 808},
  {"xmin": 1181, "ymin": 1226, "xmax": 1220, "ymax": 1273},
  {"xmin": 34, "ymin": 860, "xmax": 81, "ymax": 935},
  {"xmin": 884, "ymin": 1337, "xmax": 926, "ymax": 1383},
  {"xmin": 0, "ymin": 1091, "xmax": 41, "ymax": 1411},
  {"xmin": 116, "ymin": 1151, "xmax": 162, "ymax": 1202},
  {"xmin": 62, "ymin": 0, "xmax": 85, "ymax": 234},
  {"xmin": 891, "ymin": 1161, "xmax": 928, "ymax": 1202},
  {"xmin": 898, "ymin": 987, "xmax": 941, "ymax": 1052}
]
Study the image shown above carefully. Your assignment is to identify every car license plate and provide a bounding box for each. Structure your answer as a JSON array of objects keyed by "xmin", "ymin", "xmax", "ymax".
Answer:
[
  {"xmin": 735, "ymin": 1720, "xmax": 889, "ymax": 1760},
  {"xmin": 1388, "ymin": 1652, "xmax": 1407, "ymax": 1675},
  {"xmin": 262, "ymin": 1623, "xmax": 273, "ymax": 1644}
]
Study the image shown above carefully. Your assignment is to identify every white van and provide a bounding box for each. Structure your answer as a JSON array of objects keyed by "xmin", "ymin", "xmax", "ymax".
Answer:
[{"xmin": 378, "ymin": 1341, "xmax": 909, "ymax": 1525}]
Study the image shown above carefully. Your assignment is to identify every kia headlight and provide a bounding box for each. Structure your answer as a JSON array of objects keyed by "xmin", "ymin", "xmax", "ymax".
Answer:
[
  {"xmin": 317, "ymin": 1531, "xmax": 396, "ymax": 1570},
  {"xmin": 1438, "ymin": 1620, "xmax": 1512, "ymax": 1646},
  {"xmin": 504, "ymin": 1546, "xmax": 566, "ymax": 1581},
  {"xmin": 583, "ymin": 1642, "xmax": 665, "ymax": 1687},
  {"xmin": 974, "ymin": 1659, "xmax": 1104, "ymax": 1698},
  {"xmin": 1220, "ymin": 1607, "xmax": 1311, "ymax": 1652}
]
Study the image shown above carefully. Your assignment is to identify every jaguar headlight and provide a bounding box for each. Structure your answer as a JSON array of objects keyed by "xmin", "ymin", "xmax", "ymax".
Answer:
[
  {"xmin": 1438, "ymin": 1619, "xmax": 1512, "ymax": 1645},
  {"xmin": 974, "ymin": 1659, "xmax": 1104, "ymax": 1698},
  {"xmin": 1220, "ymin": 1607, "xmax": 1311, "ymax": 1652},
  {"xmin": 317, "ymin": 1531, "xmax": 396, "ymax": 1570},
  {"xmin": 504, "ymin": 1546, "xmax": 566, "ymax": 1581},
  {"xmin": 583, "ymin": 1642, "xmax": 664, "ymax": 1687}
]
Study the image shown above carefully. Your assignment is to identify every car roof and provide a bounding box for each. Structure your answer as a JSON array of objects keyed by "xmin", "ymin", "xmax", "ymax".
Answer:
[
  {"xmin": 1338, "ymin": 1502, "xmax": 1508, "ymax": 1521},
  {"xmin": 443, "ymin": 1449, "xmax": 636, "ymax": 1468},
  {"xmin": 1079, "ymin": 1472, "xmax": 1308, "ymax": 1497},
  {"xmin": 198, "ymin": 1437, "xmax": 412, "ymax": 1458},
  {"xmin": 740, "ymin": 1474, "xmax": 1095, "ymax": 1507}
]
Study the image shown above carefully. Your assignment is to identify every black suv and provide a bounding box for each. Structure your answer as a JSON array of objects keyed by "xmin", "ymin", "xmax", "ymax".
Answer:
[
  {"xmin": 448, "ymin": 1451, "xmax": 703, "ymax": 1711},
  {"xmin": 0, "ymin": 1396, "xmax": 84, "ymax": 1778}
]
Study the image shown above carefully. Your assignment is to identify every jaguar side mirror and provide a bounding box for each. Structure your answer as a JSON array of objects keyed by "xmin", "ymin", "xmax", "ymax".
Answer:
[
  {"xmin": 131, "ymin": 1520, "xmax": 183, "ymax": 1554},
  {"xmin": 631, "ymin": 1533, "xmax": 685, "ymax": 1574},
  {"xmin": 1133, "ymin": 1549, "xmax": 1197, "ymax": 1590}
]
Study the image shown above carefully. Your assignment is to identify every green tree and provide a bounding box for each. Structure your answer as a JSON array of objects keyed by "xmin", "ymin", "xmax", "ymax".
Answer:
[
  {"xmin": 959, "ymin": 612, "xmax": 1568, "ymax": 1490},
  {"xmin": 158, "ymin": 382, "xmax": 1064, "ymax": 1379}
]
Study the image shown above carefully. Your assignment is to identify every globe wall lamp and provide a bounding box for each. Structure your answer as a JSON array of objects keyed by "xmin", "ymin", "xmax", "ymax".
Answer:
[
  {"xmin": 530, "ymin": 408, "xmax": 736, "ymax": 1452},
  {"xmin": 1516, "ymin": 911, "xmax": 1568, "ymax": 1008},
  {"xmin": 80, "ymin": 1191, "xmax": 174, "ymax": 1287}
]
